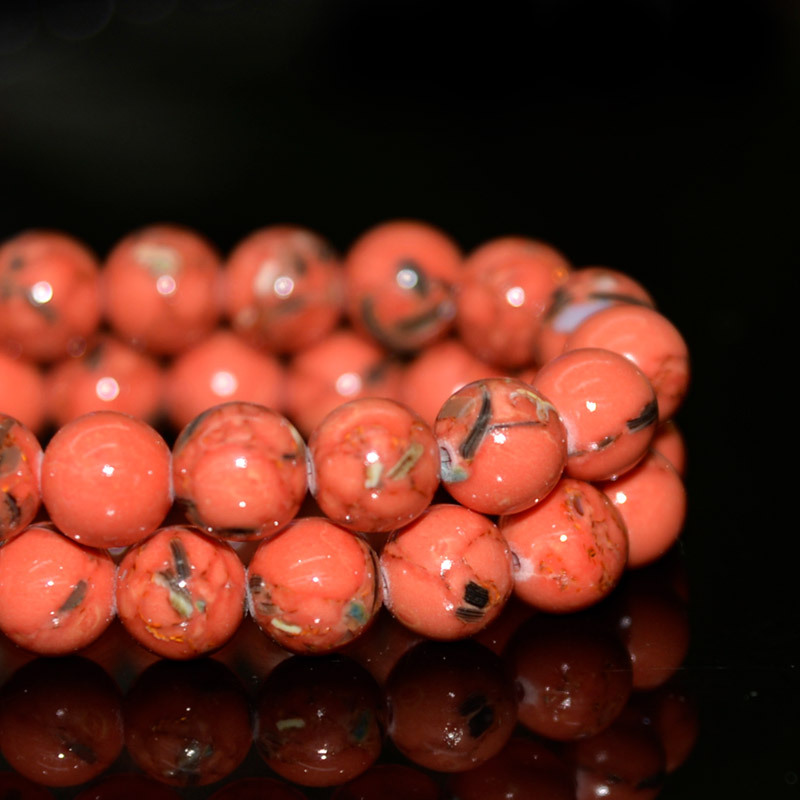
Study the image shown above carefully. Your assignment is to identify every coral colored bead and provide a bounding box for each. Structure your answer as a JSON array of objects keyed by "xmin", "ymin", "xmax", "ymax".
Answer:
[
  {"xmin": 0, "ymin": 414, "xmax": 42, "ymax": 543},
  {"xmin": 0, "ymin": 230, "xmax": 101, "ymax": 363},
  {"xmin": 0, "ymin": 525, "xmax": 116, "ymax": 654},
  {"xmin": 164, "ymin": 330, "xmax": 285, "ymax": 430},
  {"xmin": 401, "ymin": 338, "xmax": 504, "ymax": 428},
  {"xmin": 247, "ymin": 517, "xmax": 381, "ymax": 653},
  {"xmin": 116, "ymin": 525, "xmax": 246, "ymax": 659},
  {"xmin": 456, "ymin": 236, "xmax": 571, "ymax": 368},
  {"xmin": 533, "ymin": 348, "xmax": 657, "ymax": 481},
  {"xmin": 345, "ymin": 219, "xmax": 462, "ymax": 352},
  {"xmin": 224, "ymin": 224, "xmax": 344, "ymax": 353},
  {"xmin": 309, "ymin": 398, "xmax": 440, "ymax": 533},
  {"xmin": 102, "ymin": 224, "xmax": 222, "ymax": 355},
  {"xmin": 0, "ymin": 352, "xmax": 46, "ymax": 434},
  {"xmin": 435, "ymin": 377, "xmax": 567, "ymax": 515},
  {"xmin": 45, "ymin": 335, "xmax": 164, "ymax": 426},
  {"xmin": 565, "ymin": 304, "xmax": 690, "ymax": 421},
  {"xmin": 537, "ymin": 266, "xmax": 655, "ymax": 366},
  {"xmin": 499, "ymin": 478, "xmax": 628, "ymax": 613},
  {"xmin": 41, "ymin": 411, "xmax": 172, "ymax": 548},
  {"xmin": 600, "ymin": 449, "xmax": 687, "ymax": 569},
  {"xmin": 172, "ymin": 402, "xmax": 307, "ymax": 540},
  {"xmin": 380, "ymin": 504, "xmax": 513, "ymax": 640},
  {"xmin": 651, "ymin": 419, "xmax": 687, "ymax": 476},
  {"xmin": 285, "ymin": 328, "xmax": 403, "ymax": 437}
]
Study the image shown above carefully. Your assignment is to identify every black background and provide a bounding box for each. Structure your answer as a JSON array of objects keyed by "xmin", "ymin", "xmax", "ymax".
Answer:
[{"xmin": 1, "ymin": 0, "xmax": 797, "ymax": 797}]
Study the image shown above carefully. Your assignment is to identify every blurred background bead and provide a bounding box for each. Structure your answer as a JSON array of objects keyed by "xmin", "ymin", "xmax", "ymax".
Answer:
[{"xmin": 0, "ymin": 352, "xmax": 46, "ymax": 434}]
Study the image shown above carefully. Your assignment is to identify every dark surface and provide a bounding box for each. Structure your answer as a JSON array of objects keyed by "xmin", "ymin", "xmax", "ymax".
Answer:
[{"xmin": 1, "ymin": 0, "xmax": 797, "ymax": 797}]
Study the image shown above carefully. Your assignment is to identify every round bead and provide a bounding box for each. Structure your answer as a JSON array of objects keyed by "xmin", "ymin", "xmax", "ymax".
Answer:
[
  {"xmin": 172, "ymin": 402, "xmax": 307, "ymax": 540},
  {"xmin": 0, "ymin": 525, "xmax": 116, "ymax": 654},
  {"xmin": 565, "ymin": 303, "xmax": 689, "ymax": 420},
  {"xmin": 116, "ymin": 525, "xmax": 246, "ymax": 659},
  {"xmin": 435, "ymin": 377, "xmax": 567, "ymax": 515},
  {"xmin": 224, "ymin": 224, "xmax": 344, "ymax": 353},
  {"xmin": 102, "ymin": 224, "xmax": 222, "ymax": 355},
  {"xmin": 45, "ymin": 335, "xmax": 164, "ymax": 426},
  {"xmin": 0, "ymin": 414, "xmax": 42, "ymax": 544},
  {"xmin": 533, "ymin": 348, "xmax": 657, "ymax": 481},
  {"xmin": 332, "ymin": 764, "xmax": 442, "ymax": 800},
  {"xmin": 499, "ymin": 478, "xmax": 628, "ymax": 613},
  {"xmin": 456, "ymin": 236, "xmax": 571, "ymax": 368},
  {"xmin": 600, "ymin": 449, "xmax": 687, "ymax": 568},
  {"xmin": 0, "ymin": 352, "xmax": 46, "ymax": 434},
  {"xmin": 651, "ymin": 419, "xmax": 687, "ymax": 476},
  {"xmin": 309, "ymin": 397, "xmax": 440, "ymax": 533},
  {"xmin": 380, "ymin": 504, "xmax": 513, "ymax": 640},
  {"xmin": 247, "ymin": 517, "xmax": 381, "ymax": 653},
  {"xmin": 285, "ymin": 329, "xmax": 402, "ymax": 437},
  {"xmin": 164, "ymin": 330, "xmax": 285, "ymax": 430},
  {"xmin": 0, "ymin": 230, "xmax": 101, "ymax": 362},
  {"xmin": 41, "ymin": 411, "xmax": 172, "ymax": 548},
  {"xmin": 344, "ymin": 219, "xmax": 462, "ymax": 352}
]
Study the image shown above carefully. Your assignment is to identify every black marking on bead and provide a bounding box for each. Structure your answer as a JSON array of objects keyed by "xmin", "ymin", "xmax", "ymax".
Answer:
[
  {"xmin": 458, "ymin": 693, "xmax": 487, "ymax": 716},
  {"xmin": 587, "ymin": 291, "xmax": 652, "ymax": 307},
  {"xmin": 459, "ymin": 384, "xmax": 492, "ymax": 460},
  {"xmin": 249, "ymin": 573, "xmax": 265, "ymax": 593},
  {"xmin": 174, "ymin": 406, "xmax": 215, "ymax": 451},
  {"xmin": 626, "ymin": 398, "xmax": 658, "ymax": 433},
  {"xmin": 83, "ymin": 341, "xmax": 105, "ymax": 370},
  {"xmin": 486, "ymin": 420, "xmax": 543, "ymax": 433},
  {"xmin": 455, "ymin": 605, "xmax": 484, "ymax": 623},
  {"xmin": 597, "ymin": 435, "xmax": 617, "ymax": 450},
  {"xmin": 59, "ymin": 580, "xmax": 88, "ymax": 612},
  {"xmin": 281, "ymin": 451, "xmax": 299, "ymax": 461},
  {"xmin": 397, "ymin": 259, "xmax": 429, "ymax": 296},
  {"xmin": 59, "ymin": 734, "xmax": 97, "ymax": 764},
  {"xmin": 292, "ymin": 253, "xmax": 308, "ymax": 276},
  {"xmin": 393, "ymin": 303, "xmax": 445, "ymax": 332},
  {"xmin": 365, "ymin": 358, "xmax": 392, "ymax": 384},
  {"xmin": 569, "ymin": 493, "xmax": 585, "ymax": 516},
  {"xmin": 637, "ymin": 770, "xmax": 667, "ymax": 790},
  {"xmin": 543, "ymin": 286, "xmax": 570, "ymax": 321},
  {"xmin": 8, "ymin": 255, "xmax": 24, "ymax": 271},
  {"xmin": 2, "ymin": 492, "xmax": 20, "ymax": 530},
  {"xmin": 511, "ymin": 551, "xmax": 521, "ymax": 571},
  {"xmin": 467, "ymin": 704, "xmax": 494, "ymax": 738},
  {"xmin": 220, "ymin": 527, "xmax": 258, "ymax": 539},
  {"xmin": 0, "ymin": 442, "xmax": 21, "ymax": 473},
  {"xmin": 361, "ymin": 297, "xmax": 393, "ymax": 349},
  {"xmin": 170, "ymin": 538, "xmax": 191, "ymax": 581},
  {"xmin": 317, "ymin": 241, "xmax": 336, "ymax": 261},
  {"xmin": 463, "ymin": 581, "xmax": 490, "ymax": 609}
]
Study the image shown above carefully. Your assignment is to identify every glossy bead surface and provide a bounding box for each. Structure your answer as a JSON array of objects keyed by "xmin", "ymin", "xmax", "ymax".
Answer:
[
  {"xmin": 0, "ymin": 414, "xmax": 42, "ymax": 543},
  {"xmin": 41, "ymin": 411, "xmax": 172, "ymax": 548},
  {"xmin": 164, "ymin": 329, "xmax": 284, "ymax": 429},
  {"xmin": 565, "ymin": 304, "xmax": 689, "ymax": 420},
  {"xmin": 380, "ymin": 504, "xmax": 513, "ymax": 640},
  {"xmin": 456, "ymin": 236, "xmax": 571, "ymax": 368},
  {"xmin": 309, "ymin": 398, "xmax": 440, "ymax": 532},
  {"xmin": 345, "ymin": 220, "xmax": 462, "ymax": 352},
  {"xmin": 435, "ymin": 377, "xmax": 567, "ymax": 515},
  {"xmin": 224, "ymin": 224, "xmax": 344, "ymax": 353},
  {"xmin": 533, "ymin": 348, "xmax": 657, "ymax": 481},
  {"xmin": 0, "ymin": 525, "xmax": 116, "ymax": 654},
  {"xmin": 247, "ymin": 517, "xmax": 381, "ymax": 653},
  {"xmin": 102, "ymin": 224, "xmax": 222, "ymax": 355},
  {"xmin": 0, "ymin": 230, "xmax": 101, "ymax": 362},
  {"xmin": 0, "ymin": 352, "xmax": 46, "ymax": 434},
  {"xmin": 116, "ymin": 525, "xmax": 246, "ymax": 659},
  {"xmin": 500, "ymin": 478, "xmax": 628, "ymax": 613},
  {"xmin": 172, "ymin": 402, "xmax": 307, "ymax": 540}
]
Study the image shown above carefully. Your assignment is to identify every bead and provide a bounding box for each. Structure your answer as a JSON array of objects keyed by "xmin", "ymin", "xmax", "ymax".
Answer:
[
  {"xmin": 380, "ymin": 504, "xmax": 513, "ymax": 640},
  {"xmin": 0, "ymin": 524, "xmax": 115, "ymax": 654},
  {"xmin": 172, "ymin": 402, "xmax": 307, "ymax": 540},
  {"xmin": 435, "ymin": 377, "xmax": 567, "ymax": 515},
  {"xmin": 45, "ymin": 335, "xmax": 164, "ymax": 426},
  {"xmin": 400, "ymin": 338, "xmax": 504, "ymax": 429},
  {"xmin": 0, "ymin": 414, "xmax": 42, "ymax": 544},
  {"xmin": 332, "ymin": 764, "xmax": 442, "ymax": 800},
  {"xmin": 565, "ymin": 303, "xmax": 690, "ymax": 420},
  {"xmin": 285, "ymin": 329, "xmax": 402, "ymax": 437},
  {"xmin": 345, "ymin": 220, "xmax": 462, "ymax": 352},
  {"xmin": 533, "ymin": 347, "xmax": 657, "ymax": 481},
  {"xmin": 0, "ymin": 657, "xmax": 124, "ymax": 787},
  {"xmin": 75, "ymin": 776, "xmax": 181, "ymax": 800},
  {"xmin": 164, "ymin": 330, "xmax": 285, "ymax": 430},
  {"xmin": 124, "ymin": 659, "xmax": 252, "ymax": 787},
  {"xmin": 224, "ymin": 224, "xmax": 344, "ymax": 353},
  {"xmin": 254, "ymin": 655, "xmax": 385, "ymax": 787},
  {"xmin": 102, "ymin": 223, "xmax": 222, "ymax": 355},
  {"xmin": 0, "ymin": 352, "xmax": 46, "ymax": 434},
  {"xmin": 385, "ymin": 640, "xmax": 517, "ymax": 772},
  {"xmin": 116, "ymin": 525, "xmax": 246, "ymax": 659},
  {"xmin": 309, "ymin": 397, "xmax": 439, "ymax": 532},
  {"xmin": 41, "ymin": 411, "xmax": 172, "ymax": 548},
  {"xmin": 247, "ymin": 517, "xmax": 381, "ymax": 653},
  {"xmin": 0, "ymin": 230, "xmax": 101, "ymax": 363},
  {"xmin": 455, "ymin": 236, "xmax": 571, "ymax": 368},
  {"xmin": 600, "ymin": 449, "xmax": 687, "ymax": 569},
  {"xmin": 209, "ymin": 777, "xmax": 306, "ymax": 800},
  {"xmin": 499, "ymin": 478, "xmax": 628, "ymax": 613},
  {"xmin": 537, "ymin": 266, "xmax": 655, "ymax": 366}
]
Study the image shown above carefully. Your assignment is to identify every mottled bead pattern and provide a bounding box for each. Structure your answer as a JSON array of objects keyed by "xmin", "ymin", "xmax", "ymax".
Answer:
[{"xmin": 0, "ymin": 414, "xmax": 42, "ymax": 543}]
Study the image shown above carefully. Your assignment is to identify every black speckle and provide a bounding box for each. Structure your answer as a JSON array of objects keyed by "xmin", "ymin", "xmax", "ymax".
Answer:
[
  {"xmin": 170, "ymin": 538, "xmax": 191, "ymax": 581},
  {"xmin": 83, "ymin": 341, "xmax": 105, "ymax": 369},
  {"xmin": 9, "ymin": 255, "xmax": 24, "ymax": 271},
  {"xmin": 2, "ymin": 491, "xmax": 21, "ymax": 530},
  {"xmin": 458, "ymin": 692, "xmax": 487, "ymax": 716},
  {"xmin": 249, "ymin": 573, "xmax": 265, "ymax": 593},
  {"xmin": 587, "ymin": 291, "xmax": 652, "ymax": 308},
  {"xmin": 455, "ymin": 606, "xmax": 484, "ymax": 623},
  {"xmin": 543, "ymin": 286, "xmax": 570, "ymax": 321},
  {"xmin": 58, "ymin": 580, "xmax": 88, "ymax": 612},
  {"xmin": 467, "ymin": 704, "xmax": 494, "ymax": 738},
  {"xmin": 626, "ymin": 398, "xmax": 658, "ymax": 433},
  {"xmin": 463, "ymin": 581, "xmax": 489, "ymax": 609},
  {"xmin": 597, "ymin": 435, "xmax": 617, "ymax": 450},
  {"xmin": 292, "ymin": 253, "xmax": 308, "ymax": 275},
  {"xmin": 59, "ymin": 735, "xmax": 97, "ymax": 764},
  {"xmin": 459, "ymin": 384, "xmax": 492, "ymax": 459}
]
